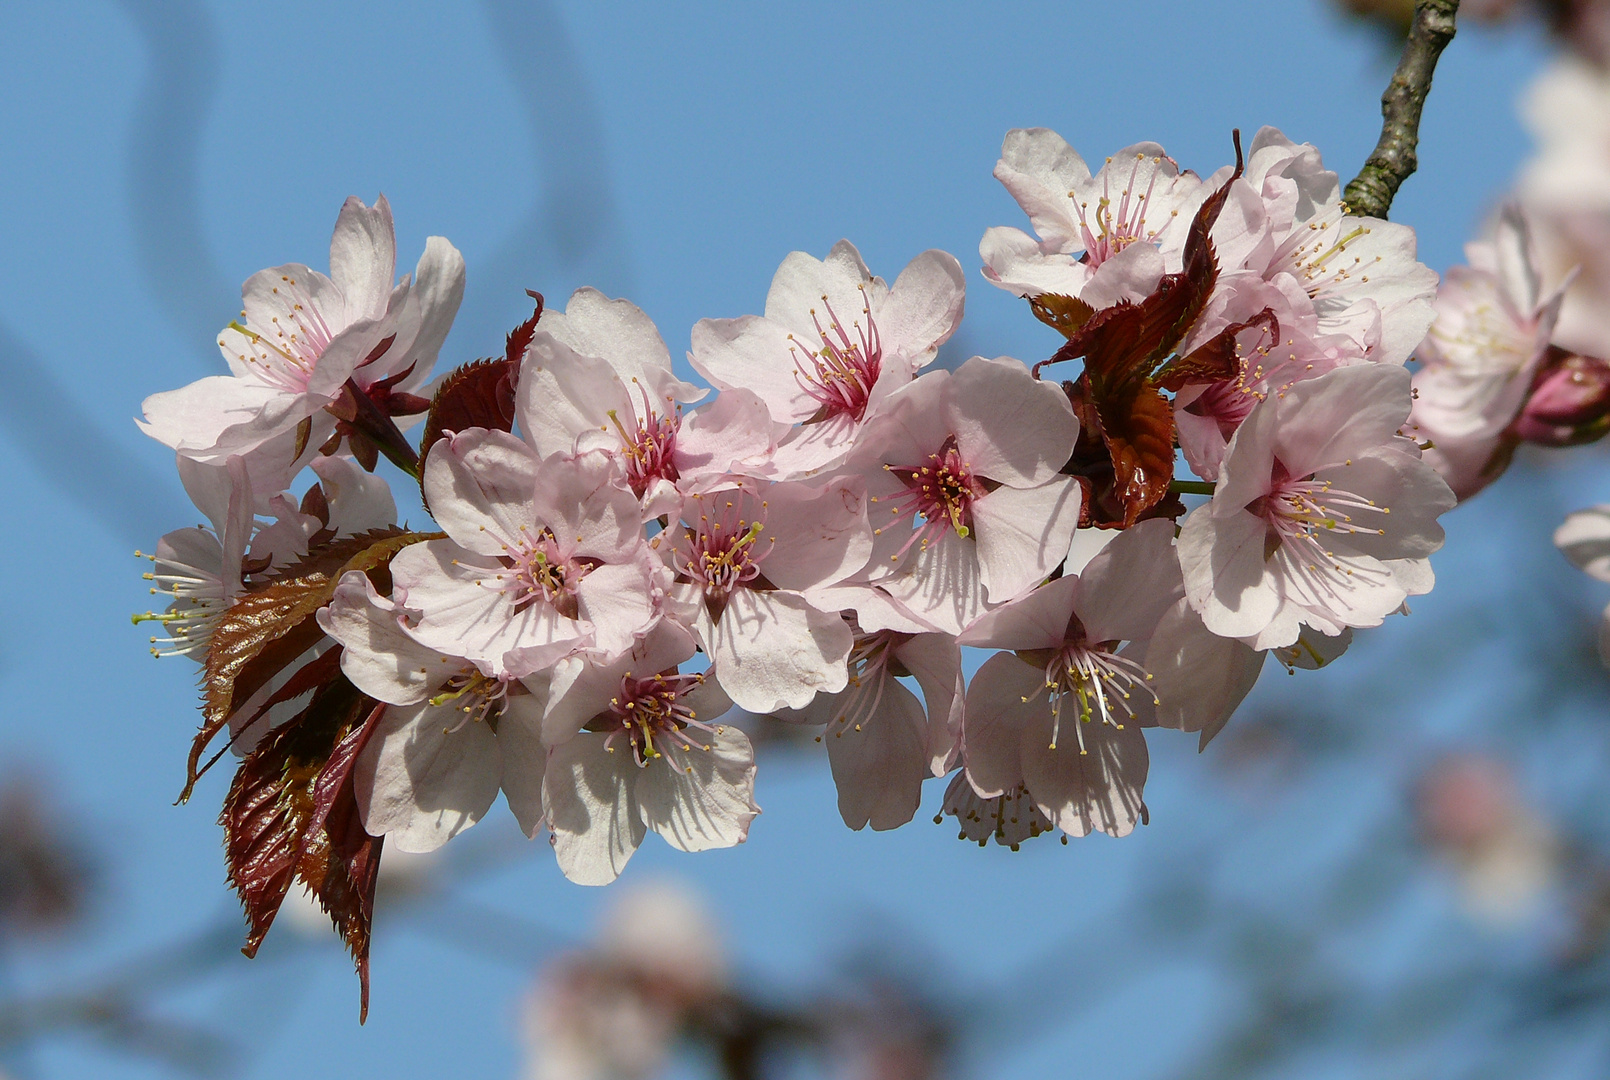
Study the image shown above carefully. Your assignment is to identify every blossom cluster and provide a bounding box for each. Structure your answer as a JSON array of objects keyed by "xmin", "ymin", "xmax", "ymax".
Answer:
[{"xmin": 134, "ymin": 130, "xmax": 1454, "ymax": 1007}]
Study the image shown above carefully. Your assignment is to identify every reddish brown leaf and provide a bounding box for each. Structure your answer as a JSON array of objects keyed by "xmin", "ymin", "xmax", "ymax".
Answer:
[
  {"xmin": 1102, "ymin": 387, "xmax": 1178, "ymax": 526},
  {"xmin": 1037, "ymin": 131, "xmax": 1247, "ymax": 526},
  {"xmin": 417, "ymin": 359, "xmax": 518, "ymax": 491},
  {"xmin": 1155, "ymin": 308, "xmax": 1279, "ymax": 392},
  {"xmin": 292, "ymin": 704, "xmax": 386, "ymax": 1021},
  {"xmin": 221, "ymin": 674, "xmax": 386, "ymax": 1021},
  {"xmin": 504, "ymin": 290, "xmax": 546, "ymax": 366},
  {"xmin": 1028, "ymin": 293, "xmax": 1095, "ymax": 339},
  {"xmin": 183, "ymin": 528, "xmax": 438, "ymax": 803},
  {"xmin": 415, "ymin": 294, "xmax": 540, "ymax": 490}
]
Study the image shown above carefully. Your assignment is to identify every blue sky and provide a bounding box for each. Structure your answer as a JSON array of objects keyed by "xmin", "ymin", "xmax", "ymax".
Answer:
[{"xmin": 0, "ymin": 3, "xmax": 1595, "ymax": 1078}]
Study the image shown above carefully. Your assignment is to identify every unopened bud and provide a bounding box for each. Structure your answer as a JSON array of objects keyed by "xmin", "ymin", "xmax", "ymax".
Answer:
[{"xmin": 1515, "ymin": 351, "xmax": 1610, "ymax": 447}]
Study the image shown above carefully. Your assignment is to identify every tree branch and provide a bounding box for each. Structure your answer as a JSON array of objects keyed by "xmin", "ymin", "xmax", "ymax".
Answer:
[{"xmin": 1342, "ymin": 0, "xmax": 1461, "ymax": 220}]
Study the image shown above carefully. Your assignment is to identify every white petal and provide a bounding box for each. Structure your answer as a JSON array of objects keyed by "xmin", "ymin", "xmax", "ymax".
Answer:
[
  {"xmin": 1020, "ymin": 707, "xmax": 1149, "ymax": 838},
  {"xmin": 328, "ymin": 195, "xmax": 396, "ymax": 324},
  {"xmin": 422, "ymin": 428, "xmax": 539, "ymax": 555},
  {"xmin": 960, "ymin": 651, "xmax": 1040, "ymax": 798},
  {"xmin": 824, "ymin": 678, "xmax": 928, "ymax": 831},
  {"xmin": 636, "ymin": 726, "xmax": 759, "ymax": 852},
  {"xmin": 354, "ymin": 699, "xmax": 502, "ymax": 853},
  {"xmin": 709, "ymin": 589, "xmax": 852, "ymax": 712},
  {"xmin": 543, "ymin": 733, "xmax": 646, "ymax": 886}
]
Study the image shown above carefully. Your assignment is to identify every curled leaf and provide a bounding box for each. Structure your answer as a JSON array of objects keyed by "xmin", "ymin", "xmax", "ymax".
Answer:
[{"xmin": 1028, "ymin": 293, "xmax": 1095, "ymax": 339}]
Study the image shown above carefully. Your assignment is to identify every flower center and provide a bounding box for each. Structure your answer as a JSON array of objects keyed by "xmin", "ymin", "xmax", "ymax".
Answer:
[
  {"xmin": 788, "ymin": 288, "xmax": 882, "ymax": 423},
  {"xmin": 678, "ymin": 493, "xmax": 772, "ymax": 597},
  {"xmin": 607, "ymin": 383, "xmax": 682, "ymax": 497},
  {"xmin": 1249, "ymin": 462, "xmax": 1393, "ymax": 596},
  {"xmin": 1270, "ymin": 219, "xmax": 1376, "ymax": 303},
  {"xmin": 1427, "ymin": 298, "xmax": 1533, "ymax": 377},
  {"xmin": 1072, "ymin": 153, "xmax": 1171, "ymax": 268},
  {"xmin": 493, "ymin": 528, "xmax": 595, "ymax": 619},
  {"xmin": 1034, "ymin": 640, "xmax": 1156, "ymax": 755},
  {"xmin": 600, "ymin": 670, "xmax": 718, "ymax": 768},
  {"xmin": 428, "ymin": 668, "xmax": 515, "ymax": 732},
  {"xmin": 220, "ymin": 273, "xmax": 337, "ymax": 393},
  {"xmin": 874, "ymin": 436, "xmax": 988, "ymax": 565}
]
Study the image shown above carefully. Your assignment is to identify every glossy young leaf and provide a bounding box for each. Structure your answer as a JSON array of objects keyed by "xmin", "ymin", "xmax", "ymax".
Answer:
[
  {"xmin": 221, "ymin": 673, "xmax": 385, "ymax": 1020},
  {"xmin": 183, "ymin": 528, "xmax": 435, "ymax": 801}
]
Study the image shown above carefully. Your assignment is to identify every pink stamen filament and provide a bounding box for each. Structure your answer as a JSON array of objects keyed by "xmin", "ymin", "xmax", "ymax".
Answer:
[
  {"xmin": 600, "ymin": 671, "xmax": 719, "ymax": 769},
  {"xmin": 789, "ymin": 288, "xmax": 883, "ymax": 422},
  {"xmin": 1074, "ymin": 153, "xmax": 1168, "ymax": 268},
  {"xmin": 469, "ymin": 525, "xmax": 592, "ymax": 619},
  {"xmin": 219, "ymin": 273, "xmax": 337, "ymax": 394},
  {"xmin": 607, "ymin": 382, "xmax": 681, "ymax": 496},
  {"xmin": 872, "ymin": 436, "xmax": 985, "ymax": 566},
  {"xmin": 677, "ymin": 493, "xmax": 772, "ymax": 596}
]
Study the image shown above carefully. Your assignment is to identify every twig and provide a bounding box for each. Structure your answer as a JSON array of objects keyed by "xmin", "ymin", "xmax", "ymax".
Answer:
[{"xmin": 1342, "ymin": 0, "xmax": 1460, "ymax": 220}]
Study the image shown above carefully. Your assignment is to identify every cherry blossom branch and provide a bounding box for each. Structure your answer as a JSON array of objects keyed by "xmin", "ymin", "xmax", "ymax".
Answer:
[
  {"xmin": 1170, "ymin": 479, "xmax": 1216, "ymax": 496},
  {"xmin": 1342, "ymin": 0, "xmax": 1461, "ymax": 220}
]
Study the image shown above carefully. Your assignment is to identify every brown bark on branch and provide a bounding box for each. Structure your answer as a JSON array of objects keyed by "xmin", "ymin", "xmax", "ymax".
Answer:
[{"xmin": 1343, "ymin": 0, "xmax": 1461, "ymax": 220}]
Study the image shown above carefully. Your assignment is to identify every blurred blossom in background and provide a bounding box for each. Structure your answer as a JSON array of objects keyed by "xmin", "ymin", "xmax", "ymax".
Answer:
[{"xmin": 5, "ymin": 1, "xmax": 1610, "ymax": 1077}]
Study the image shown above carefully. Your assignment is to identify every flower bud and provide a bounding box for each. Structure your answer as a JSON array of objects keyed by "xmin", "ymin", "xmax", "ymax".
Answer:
[{"xmin": 1514, "ymin": 350, "xmax": 1610, "ymax": 447}]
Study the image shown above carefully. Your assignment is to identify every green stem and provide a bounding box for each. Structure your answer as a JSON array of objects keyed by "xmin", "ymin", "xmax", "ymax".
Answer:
[{"xmin": 1170, "ymin": 480, "xmax": 1216, "ymax": 497}]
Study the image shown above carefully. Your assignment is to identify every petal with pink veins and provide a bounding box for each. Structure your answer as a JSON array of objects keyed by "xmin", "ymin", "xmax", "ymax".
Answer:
[
  {"xmin": 969, "ymin": 478, "xmax": 1082, "ymax": 603},
  {"xmin": 422, "ymin": 429, "xmax": 540, "ymax": 556}
]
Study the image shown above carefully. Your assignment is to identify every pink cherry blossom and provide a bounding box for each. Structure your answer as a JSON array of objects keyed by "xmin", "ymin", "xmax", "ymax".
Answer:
[
  {"xmin": 1215, "ymin": 128, "xmax": 1438, "ymax": 368},
  {"xmin": 1174, "ymin": 274, "xmax": 1365, "ymax": 482},
  {"xmin": 519, "ymin": 288, "xmax": 777, "ymax": 510},
  {"xmin": 1555, "ymin": 505, "xmax": 1610, "ymax": 666},
  {"xmin": 540, "ymin": 622, "xmax": 755, "ymax": 886},
  {"xmin": 956, "ymin": 519, "xmax": 1181, "ymax": 838},
  {"xmin": 140, "ymin": 196, "xmax": 464, "ymax": 462},
  {"xmin": 136, "ymin": 453, "xmax": 395, "ymax": 660},
  {"xmin": 1410, "ymin": 205, "xmax": 1571, "ymax": 500},
  {"xmin": 849, "ymin": 356, "xmax": 1082, "ymax": 636},
  {"xmin": 657, "ymin": 477, "xmax": 871, "ymax": 712},
  {"xmin": 317, "ymin": 572, "xmax": 549, "ymax": 849},
  {"xmin": 1179, "ymin": 364, "xmax": 1455, "ymax": 651},
  {"xmin": 689, "ymin": 240, "xmax": 965, "ymax": 475},
  {"xmin": 390, "ymin": 438, "xmax": 661, "ymax": 677},
  {"xmin": 981, "ymin": 130, "xmax": 1206, "ymax": 308},
  {"xmin": 1519, "ymin": 58, "xmax": 1610, "ymax": 358}
]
